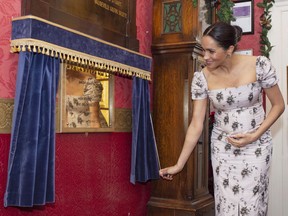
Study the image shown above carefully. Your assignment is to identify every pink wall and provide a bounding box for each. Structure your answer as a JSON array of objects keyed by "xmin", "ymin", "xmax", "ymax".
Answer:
[
  {"xmin": 0, "ymin": 0, "xmax": 20, "ymax": 98},
  {"xmin": 238, "ymin": 0, "xmax": 262, "ymax": 56},
  {"xmin": 0, "ymin": 0, "xmax": 153, "ymax": 216}
]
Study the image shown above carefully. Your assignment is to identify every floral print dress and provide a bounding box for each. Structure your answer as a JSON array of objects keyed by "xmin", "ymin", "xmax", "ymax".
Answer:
[{"xmin": 191, "ymin": 56, "xmax": 278, "ymax": 216}]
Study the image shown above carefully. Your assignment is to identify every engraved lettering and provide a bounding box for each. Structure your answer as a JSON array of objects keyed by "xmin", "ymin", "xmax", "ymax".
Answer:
[{"xmin": 94, "ymin": 0, "xmax": 127, "ymax": 18}]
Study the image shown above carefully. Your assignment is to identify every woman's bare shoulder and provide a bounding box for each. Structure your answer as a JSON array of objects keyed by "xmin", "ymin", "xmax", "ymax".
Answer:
[
  {"xmin": 234, "ymin": 54, "xmax": 257, "ymax": 62},
  {"xmin": 233, "ymin": 55, "xmax": 258, "ymax": 70}
]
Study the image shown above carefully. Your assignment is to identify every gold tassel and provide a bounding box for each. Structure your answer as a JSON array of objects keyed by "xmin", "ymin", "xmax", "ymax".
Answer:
[{"xmin": 10, "ymin": 46, "xmax": 17, "ymax": 53}]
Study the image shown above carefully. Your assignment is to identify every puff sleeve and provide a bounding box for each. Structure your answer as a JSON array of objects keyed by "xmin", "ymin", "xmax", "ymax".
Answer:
[
  {"xmin": 256, "ymin": 56, "xmax": 279, "ymax": 88},
  {"xmin": 191, "ymin": 71, "xmax": 208, "ymax": 100}
]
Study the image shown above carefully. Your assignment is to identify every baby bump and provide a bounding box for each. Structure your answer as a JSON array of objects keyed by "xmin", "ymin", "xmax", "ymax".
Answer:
[{"xmin": 213, "ymin": 106, "xmax": 265, "ymax": 135}]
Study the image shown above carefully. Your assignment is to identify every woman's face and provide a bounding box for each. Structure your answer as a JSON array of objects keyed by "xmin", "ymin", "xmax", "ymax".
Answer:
[{"xmin": 201, "ymin": 36, "xmax": 230, "ymax": 70}]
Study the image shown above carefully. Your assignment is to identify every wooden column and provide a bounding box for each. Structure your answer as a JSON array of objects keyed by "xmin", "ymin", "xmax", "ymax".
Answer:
[{"xmin": 147, "ymin": 0, "xmax": 214, "ymax": 215}]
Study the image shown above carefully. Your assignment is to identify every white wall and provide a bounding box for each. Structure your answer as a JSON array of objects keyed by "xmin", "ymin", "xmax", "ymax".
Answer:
[{"xmin": 267, "ymin": 1, "xmax": 288, "ymax": 215}]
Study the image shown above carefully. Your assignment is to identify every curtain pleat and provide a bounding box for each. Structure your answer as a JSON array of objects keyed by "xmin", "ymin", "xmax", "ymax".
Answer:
[
  {"xmin": 4, "ymin": 52, "xmax": 60, "ymax": 207},
  {"xmin": 130, "ymin": 77, "xmax": 160, "ymax": 184}
]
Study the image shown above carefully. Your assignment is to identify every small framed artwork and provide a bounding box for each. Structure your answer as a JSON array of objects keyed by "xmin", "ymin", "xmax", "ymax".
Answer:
[
  {"xmin": 231, "ymin": 0, "xmax": 254, "ymax": 35},
  {"xmin": 57, "ymin": 63, "xmax": 114, "ymax": 133}
]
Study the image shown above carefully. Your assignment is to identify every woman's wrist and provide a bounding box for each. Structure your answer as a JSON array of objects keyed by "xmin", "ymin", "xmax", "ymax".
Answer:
[
  {"xmin": 251, "ymin": 130, "xmax": 261, "ymax": 142},
  {"xmin": 175, "ymin": 162, "xmax": 184, "ymax": 172}
]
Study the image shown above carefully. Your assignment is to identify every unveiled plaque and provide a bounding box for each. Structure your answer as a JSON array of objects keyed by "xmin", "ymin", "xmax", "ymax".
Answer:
[{"xmin": 21, "ymin": 0, "xmax": 138, "ymax": 50}]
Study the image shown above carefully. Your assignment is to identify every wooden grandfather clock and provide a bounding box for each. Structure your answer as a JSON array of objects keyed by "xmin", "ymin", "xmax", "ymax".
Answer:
[{"xmin": 147, "ymin": 0, "xmax": 215, "ymax": 215}]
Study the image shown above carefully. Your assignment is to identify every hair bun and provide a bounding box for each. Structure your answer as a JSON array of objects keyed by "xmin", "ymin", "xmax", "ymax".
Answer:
[{"xmin": 233, "ymin": 25, "xmax": 243, "ymax": 43}]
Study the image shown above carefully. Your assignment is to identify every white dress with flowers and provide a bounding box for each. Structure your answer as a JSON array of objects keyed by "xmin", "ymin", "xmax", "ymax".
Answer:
[{"xmin": 191, "ymin": 56, "xmax": 278, "ymax": 216}]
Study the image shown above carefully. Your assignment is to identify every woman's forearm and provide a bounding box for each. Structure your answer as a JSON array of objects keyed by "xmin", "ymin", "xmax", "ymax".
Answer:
[
  {"xmin": 176, "ymin": 123, "xmax": 204, "ymax": 170},
  {"xmin": 252, "ymin": 85, "xmax": 285, "ymax": 141},
  {"xmin": 253, "ymin": 103, "xmax": 285, "ymax": 141}
]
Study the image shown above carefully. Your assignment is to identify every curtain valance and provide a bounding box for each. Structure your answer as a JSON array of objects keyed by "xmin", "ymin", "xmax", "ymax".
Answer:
[{"xmin": 10, "ymin": 16, "xmax": 152, "ymax": 80}]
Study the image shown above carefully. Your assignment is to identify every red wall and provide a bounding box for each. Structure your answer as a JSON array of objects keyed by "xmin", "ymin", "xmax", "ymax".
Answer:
[
  {"xmin": 238, "ymin": 0, "xmax": 262, "ymax": 55},
  {"xmin": 0, "ymin": 0, "xmax": 153, "ymax": 216}
]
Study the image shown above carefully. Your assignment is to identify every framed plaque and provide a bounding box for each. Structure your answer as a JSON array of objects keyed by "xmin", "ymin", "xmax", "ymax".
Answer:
[
  {"xmin": 57, "ymin": 63, "xmax": 114, "ymax": 133},
  {"xmin": 231, "ymin": 0, "xmax": 254, "ymax": 35}
]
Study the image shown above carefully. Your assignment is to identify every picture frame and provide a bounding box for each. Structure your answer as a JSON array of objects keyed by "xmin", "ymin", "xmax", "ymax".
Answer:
[
  {"xmin": 56, "ymin": 63, "xmax": 114, "ymax": 133},
  {"xmin": 231, "ymin": 0, "xmax": 254, "ymax": 35}
]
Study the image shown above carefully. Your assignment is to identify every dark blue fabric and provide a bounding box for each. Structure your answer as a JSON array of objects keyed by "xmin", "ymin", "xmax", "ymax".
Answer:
[
  {"xmin": 4, "ymin": 52, "xmax": 60, "ymax": 207},
  {"xmin": 130, "ymin": 77, "xmax": 160, "ymax": 184},
  {"xmin": 11, "ymin": 18, "xmax": 152, "ymax": 71}
]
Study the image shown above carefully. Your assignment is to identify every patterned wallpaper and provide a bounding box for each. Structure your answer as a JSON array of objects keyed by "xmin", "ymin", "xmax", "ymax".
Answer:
[
  {"xmin": 136, "ymin": 0, "xmax": 153, "ymax": 57},
  {"xmin": 114, "ymin": 0, "xmax": 153, "ymax": 109},
  {"xmin": 0, "ymin": 0, "xmax": 20, "ymax": 98}
]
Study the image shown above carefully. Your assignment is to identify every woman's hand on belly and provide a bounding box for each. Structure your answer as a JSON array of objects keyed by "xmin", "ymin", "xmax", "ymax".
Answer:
[{"xmin": 226, "ymin": 132, "xmax": 257, "ymax": 148}]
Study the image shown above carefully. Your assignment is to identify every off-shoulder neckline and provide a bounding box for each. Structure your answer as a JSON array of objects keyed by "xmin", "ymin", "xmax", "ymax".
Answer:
[{"xmin": 198, "ymin": 56, "xmax": 264, "ymax": 92}]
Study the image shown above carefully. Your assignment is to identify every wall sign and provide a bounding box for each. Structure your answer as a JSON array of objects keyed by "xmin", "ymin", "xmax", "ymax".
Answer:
[{"xmin": 231, "ymin": 0, "xmax": 254, "ymax": 35}]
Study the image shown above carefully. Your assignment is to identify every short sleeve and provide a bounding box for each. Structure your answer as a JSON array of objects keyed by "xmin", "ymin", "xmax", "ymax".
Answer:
[
  {"xmin": 256, "ymin": 56, "xmax": 279, "ymax": 88},
  {"xmin": 191, "ymin": 71, "xmax": 208, "ymax": 100}
]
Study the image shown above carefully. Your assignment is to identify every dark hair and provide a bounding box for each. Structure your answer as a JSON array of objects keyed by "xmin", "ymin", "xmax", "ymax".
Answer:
[{"xmin": 203, "ymin": 22, "xmax": 243, "ymax": 51}]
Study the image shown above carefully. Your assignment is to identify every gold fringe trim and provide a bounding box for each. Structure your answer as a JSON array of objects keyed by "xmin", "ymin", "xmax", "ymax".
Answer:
[{"xmin": 10, "ymin": 39, "xmax": 151, "ymax": 81}]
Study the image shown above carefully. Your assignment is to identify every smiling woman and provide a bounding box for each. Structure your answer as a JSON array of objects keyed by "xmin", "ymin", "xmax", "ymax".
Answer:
[{"xmin": 159, "ymin": 22, "xmax": 285, "ymax": 216}]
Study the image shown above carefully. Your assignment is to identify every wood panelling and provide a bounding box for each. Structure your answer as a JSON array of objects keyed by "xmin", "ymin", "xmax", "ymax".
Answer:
[
  {"xmin": 148, "ymin": 0, "xmax": 214, "ymax": 215},
  {"xmin": 152, "ymin": 0, "xmax": 199, "ymax": 45}
]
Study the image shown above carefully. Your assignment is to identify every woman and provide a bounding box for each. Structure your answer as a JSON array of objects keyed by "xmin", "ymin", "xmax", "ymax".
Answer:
[{"xmin": 159, "ymin": 22, "xmax": 285, "ymax": 215}]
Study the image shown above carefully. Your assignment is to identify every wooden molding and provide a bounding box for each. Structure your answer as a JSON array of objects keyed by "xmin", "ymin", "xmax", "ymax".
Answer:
[
  {"xmin": 114, "ymin": 108, "xmax": 132, "ymax": 132},
  {"xmin": 0, "ymin": 98, "xmax": 14, "ymax": 134}
]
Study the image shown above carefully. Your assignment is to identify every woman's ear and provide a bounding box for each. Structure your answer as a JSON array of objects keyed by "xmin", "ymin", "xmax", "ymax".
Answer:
[{"xmin": 228, "ymin": 45, "xmax": 235, "ymax": 55}]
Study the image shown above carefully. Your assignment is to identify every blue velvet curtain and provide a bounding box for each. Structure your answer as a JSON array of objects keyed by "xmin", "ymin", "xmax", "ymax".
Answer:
[
  {"xmin": 130, "ymin": 77, "xmax": 160, "ymax": 184},
  {"xmin": 4, "ymin": 52, "xmax": 60, "ymax": 207}
]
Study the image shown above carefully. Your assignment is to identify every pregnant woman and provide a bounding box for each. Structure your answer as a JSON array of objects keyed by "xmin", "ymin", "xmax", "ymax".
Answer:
[{"xmin": 159, "ymin": 22, "xmax": 285, "ymax": 215}]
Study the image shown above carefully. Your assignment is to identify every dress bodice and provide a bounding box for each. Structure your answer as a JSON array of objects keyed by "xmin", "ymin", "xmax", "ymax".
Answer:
[{"xmin": 191, "ymin": 56, "xmax": 278, "ymax": 136}]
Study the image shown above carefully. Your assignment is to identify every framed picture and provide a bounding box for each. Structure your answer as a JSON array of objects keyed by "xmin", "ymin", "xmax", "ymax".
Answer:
[
  {"xmin": 56, "ymin": 63, "xmax": 114, "ymax": 133},
  {"xmin": 231, "ymin": 0, "xmax": 254, "ymax": 35}
]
